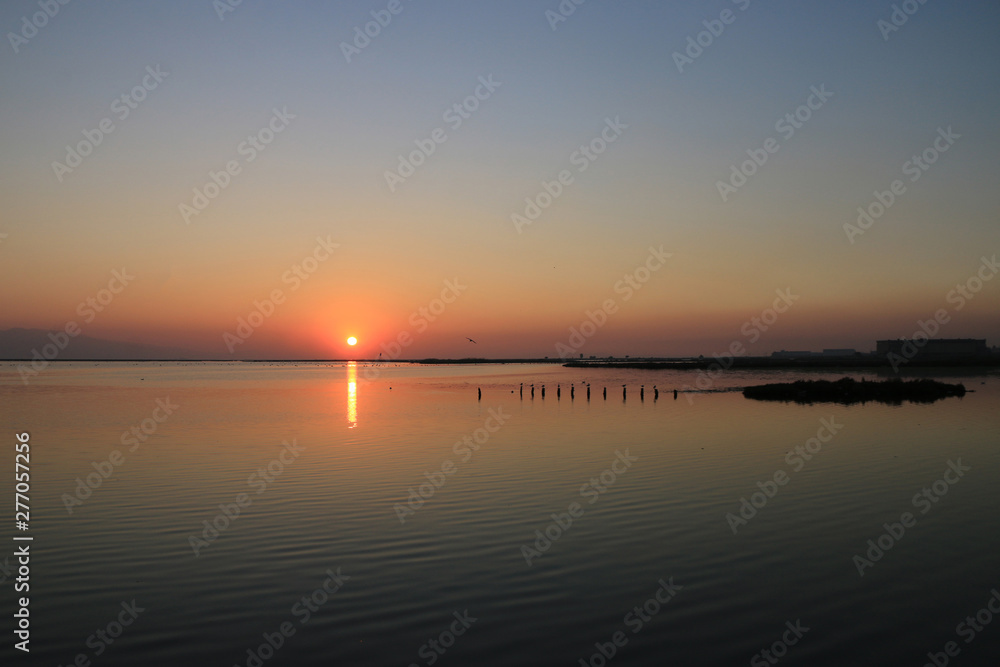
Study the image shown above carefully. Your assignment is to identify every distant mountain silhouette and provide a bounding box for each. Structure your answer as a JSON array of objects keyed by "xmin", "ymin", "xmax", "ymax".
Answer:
[{"xmin": 0, "ymin": 328, "xmax": 197, "ymax": 360}]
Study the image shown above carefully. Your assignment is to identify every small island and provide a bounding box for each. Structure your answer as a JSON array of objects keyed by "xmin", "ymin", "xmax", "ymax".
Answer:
[{"xmin": 742, "ymin": 377, "xmax": 967, "ymax": 405}]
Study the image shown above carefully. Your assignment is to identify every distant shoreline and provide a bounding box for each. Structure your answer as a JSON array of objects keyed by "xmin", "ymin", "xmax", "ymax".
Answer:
[
  {"xmin": 0, "ymin": 357, "xmax": 567, "ymax": 364},
  {"xmin": 1, "ymin": 356, "xmax": 997, "ymax": 369},
  {"xmin": 563, "ymin": 357, "xmax": 1000, "ymax": 370}
]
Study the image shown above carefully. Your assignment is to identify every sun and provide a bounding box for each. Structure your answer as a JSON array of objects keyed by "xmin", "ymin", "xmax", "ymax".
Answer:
[{"xmin": 346, "ymin": 336, "xmax": 358, "ymax": 346}]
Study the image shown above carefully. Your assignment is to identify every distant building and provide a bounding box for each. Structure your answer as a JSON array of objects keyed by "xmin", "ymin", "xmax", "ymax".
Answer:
[
  {"xmin": 876, "ymin": 338, "xmax": 989, "ymax": 359},
  {"xmin": 822, "ymin": 349, "xmax": 857, "ymax": 356}
]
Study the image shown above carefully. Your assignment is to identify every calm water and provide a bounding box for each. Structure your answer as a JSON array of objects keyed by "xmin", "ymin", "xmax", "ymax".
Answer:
[{"xmin": 1, "ymin": 362, "xmax": 998, "ymax": 666}]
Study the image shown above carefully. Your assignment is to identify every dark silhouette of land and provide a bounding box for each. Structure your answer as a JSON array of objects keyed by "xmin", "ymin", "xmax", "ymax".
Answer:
[
  {"xmin": 1, "ymin": 328, "xmax": 994, "ymax": 366},
  {"xmin": 565, "ymin": 356, "xmax": 999, "ymax": 370},
  {"xmin": 742, "ymin": 377, "xmax": 968, "ymax": 405}
]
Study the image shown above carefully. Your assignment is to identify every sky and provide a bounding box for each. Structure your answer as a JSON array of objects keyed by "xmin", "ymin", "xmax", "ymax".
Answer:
[{"xmin": 1, "ymin": 0, "xmax": 998, "ymax": 359}]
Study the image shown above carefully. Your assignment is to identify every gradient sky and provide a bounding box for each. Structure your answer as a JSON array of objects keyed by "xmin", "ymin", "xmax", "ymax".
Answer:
[{"xmin": 1, "ymin": 0, "xmax": 998, "ymax": 359}]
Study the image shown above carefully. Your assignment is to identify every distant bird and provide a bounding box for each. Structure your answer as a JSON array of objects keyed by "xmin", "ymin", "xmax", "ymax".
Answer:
[{"xmin": 466, "ymin": 337, "xmax": 477, "ymax": 344}]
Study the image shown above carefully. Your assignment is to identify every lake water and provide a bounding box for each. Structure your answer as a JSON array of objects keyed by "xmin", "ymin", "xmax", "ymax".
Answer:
[{"xmin": 1, "ymin": 362, "xmax": 998, "ymax": 666}]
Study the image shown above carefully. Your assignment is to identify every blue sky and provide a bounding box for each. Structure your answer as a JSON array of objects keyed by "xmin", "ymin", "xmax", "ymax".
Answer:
[{"xmin": 1, "ymin": 0, "xmax": 998, "ymax": 358}]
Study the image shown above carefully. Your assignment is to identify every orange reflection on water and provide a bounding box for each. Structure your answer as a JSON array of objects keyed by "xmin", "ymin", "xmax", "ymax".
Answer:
[{"xmin": 347, "ymin": 362, "xmax": 358, "ymax": 428}]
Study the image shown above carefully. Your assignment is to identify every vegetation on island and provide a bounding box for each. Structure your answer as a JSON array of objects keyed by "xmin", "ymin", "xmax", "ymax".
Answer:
[{"xmin": 742, "ymin": 377, "xmax": 967, "ymax": 405}]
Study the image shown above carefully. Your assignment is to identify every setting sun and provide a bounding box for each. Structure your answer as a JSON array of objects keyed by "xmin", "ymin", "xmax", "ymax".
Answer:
[{"xmin": 346, "ymin": 336, "xmax": 358, "ymax": 346}]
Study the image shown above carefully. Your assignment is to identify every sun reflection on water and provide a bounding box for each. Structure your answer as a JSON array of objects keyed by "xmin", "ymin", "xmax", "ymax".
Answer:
[{"xmin": 347, "ymin": 361, "xmax": 357, "ymax": 428}]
